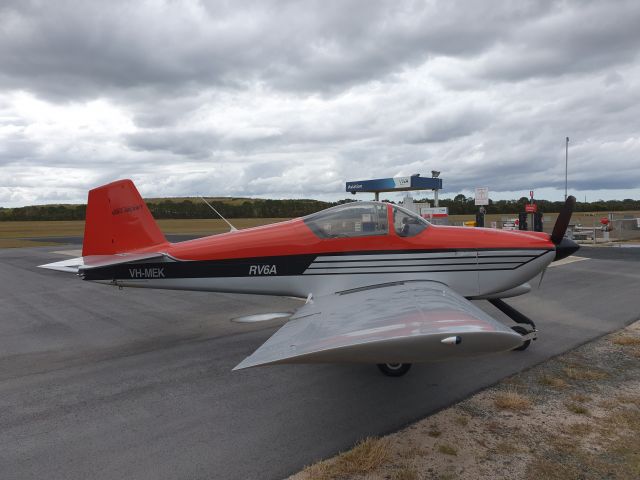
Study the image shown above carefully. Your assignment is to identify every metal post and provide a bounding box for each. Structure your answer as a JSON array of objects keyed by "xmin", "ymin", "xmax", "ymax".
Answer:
[
  {"xmin": 434, "ymin": 189, "xmax": 439, "ymax": 207},
  {"xmin": 565, "ymin": 137, "xmax": 569, "ymax": 201},
  {"xmin": 374, "ymin": 192, "xmax": 379, "ymax": 201}
]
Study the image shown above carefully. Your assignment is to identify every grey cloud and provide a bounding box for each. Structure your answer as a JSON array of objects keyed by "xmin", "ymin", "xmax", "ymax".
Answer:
[
  {"xmin": 401, "ymin": 107, "xmax": 491, "ymax": 144},
  {"xmin": 476, "ymin": 1, "xmax": 640, "ymax": 81},
  {"xmin": 242, "ymin": 161, "xmax": 289, "ymax": 183},
  {"xmin": 125, "ymin": 127, "xmax": 290, "ymax": 158},
  {"xmin": 125, "ymin": 130, "xmax": 220, "ymax": 158},
  {"xmin": 0, "ymin": 0, "xmax": 548, "ymax": 102},
  {"xmin": 1, "ymin": 1, "xmax": 637, "ymax": 102},
  {"xmin": 1, "ymin": 0, "xmax": 640, "ymax": 206},
  {"xmin": 440, "ymin": 136, "xmax": 640, "ymax": 194},
  {"xmin": 128, "ymin": 93, "xmax": 215, "ymax": 128},
  {"xmin": 0, "ymin": 134, "xmax": 40, "ymax": 166}
]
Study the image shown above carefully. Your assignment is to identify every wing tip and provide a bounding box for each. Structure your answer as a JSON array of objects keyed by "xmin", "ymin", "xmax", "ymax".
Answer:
[
  {"xmin": 233, "ymin": 354, "xmax": 289, "ymax": 371},
  {"xmin": 232, "ymin": 360, "xmax": 255, "ymax": 371}
]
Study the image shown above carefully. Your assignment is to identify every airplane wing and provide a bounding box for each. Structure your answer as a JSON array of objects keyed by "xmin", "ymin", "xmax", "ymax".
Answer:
[
  {"xmin": 233, "ymin": 281, "xmax": 524, "ymax": 370},
  {"xmin": 39, "ymin": 252, "xmax": 168, "ymax": 274}
]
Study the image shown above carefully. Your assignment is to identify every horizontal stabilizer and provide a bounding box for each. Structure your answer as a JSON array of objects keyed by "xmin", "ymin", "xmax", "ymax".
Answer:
[
  {"xmin": 38, "ymin": 257, "xmax": 86, "ymax": 273},
  {"xmin": 39, "ymin": 252, "xmax": 167, "ymax": 274}
]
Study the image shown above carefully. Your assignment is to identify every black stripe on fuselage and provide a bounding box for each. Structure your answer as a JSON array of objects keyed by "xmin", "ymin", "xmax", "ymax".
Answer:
[
  {"xmin": 81, "ymin": 253, "xmax": 317, "ymax": 281},
  {"xmin": 80, "ymin": 248, "xmax": 551, "ymax": 281}
]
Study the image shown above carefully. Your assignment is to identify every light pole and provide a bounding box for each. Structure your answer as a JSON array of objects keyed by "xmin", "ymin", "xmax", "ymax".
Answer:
[
  {"xmin": 431, "ymin": 170, "xmax": 440, "ymax": 207},
  {"xmin": 565, "ymin": 137, "xmax": 569, "ymax": 201}
]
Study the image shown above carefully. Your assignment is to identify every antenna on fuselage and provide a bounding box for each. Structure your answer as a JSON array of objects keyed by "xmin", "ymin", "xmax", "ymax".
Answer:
[{"xmin": 200, "ymin": 196, "xmax": 238, "ymax": 232}]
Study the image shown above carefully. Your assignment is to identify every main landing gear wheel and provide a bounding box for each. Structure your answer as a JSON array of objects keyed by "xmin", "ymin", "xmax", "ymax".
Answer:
[
  {"xmin": 511, "ymin": 325, "xmax": 532, "ymax": 351},
  {"xmin": 377, "ymin": 363, "xmax": 412, "ymax": 377}
]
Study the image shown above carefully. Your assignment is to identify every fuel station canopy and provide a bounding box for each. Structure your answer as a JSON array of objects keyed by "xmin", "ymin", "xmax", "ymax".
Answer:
[{"xmin": 346, "ymin": 175, "xmax": 443, "ymax": 202}]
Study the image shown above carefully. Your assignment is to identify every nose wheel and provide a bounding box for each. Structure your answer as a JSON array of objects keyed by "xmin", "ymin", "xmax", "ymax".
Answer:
[
  {"xmin": 377, "ymin": 363, "xmax": 412, "ymax": 377},
  {"xmin": 489, "ymin": 298, "xmax": 538, "ymax": 352}
]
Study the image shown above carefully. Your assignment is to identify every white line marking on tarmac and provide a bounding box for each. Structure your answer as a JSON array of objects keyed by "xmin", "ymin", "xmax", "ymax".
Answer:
[{"xmin": 548, "ymin": 256, "xmax": 589, "ymax": 267}]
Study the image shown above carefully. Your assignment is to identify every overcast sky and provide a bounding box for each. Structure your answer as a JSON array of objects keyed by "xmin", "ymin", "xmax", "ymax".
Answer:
[{"xmin": 1, "ymin": 0, "xmax": 639, "ymax": 207}]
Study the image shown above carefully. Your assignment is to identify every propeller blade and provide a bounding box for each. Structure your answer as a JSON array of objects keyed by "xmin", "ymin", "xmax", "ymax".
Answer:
[{"xmin": 550, "ymin": 195, "xmax": 576, "ymax": 245}]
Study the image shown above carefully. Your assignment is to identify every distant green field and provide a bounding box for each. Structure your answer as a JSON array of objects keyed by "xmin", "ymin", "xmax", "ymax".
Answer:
[
  {"xmin": 0, "ymin": 218, "xmax": 289, "ymax": 243},
  {"xmin": 0, "ymin": 221, "xmax": 86, "ymax": 239}
]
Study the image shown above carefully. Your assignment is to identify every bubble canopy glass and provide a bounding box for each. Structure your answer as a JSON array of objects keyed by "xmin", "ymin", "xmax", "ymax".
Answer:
[
  {"xmin": 304, "ymin": 202, "xmax": 430, "ymax": 239},
  {"xmin": 391, "ymin": 204, "xmax": 430, "ymax": 237},
  {"xmin": 304, "ymin": 202, "xmax": 389, "ymax": 239}
]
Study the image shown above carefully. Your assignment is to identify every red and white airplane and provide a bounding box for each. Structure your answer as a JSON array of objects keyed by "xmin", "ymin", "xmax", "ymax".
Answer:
[{"xmin": 41, "ymin": 179, "xmax": 579, "ymax": 376}]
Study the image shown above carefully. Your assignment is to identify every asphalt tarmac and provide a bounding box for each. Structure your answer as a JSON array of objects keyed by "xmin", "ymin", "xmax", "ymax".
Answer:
[{"xmin": 1, "ymin": 245, "xmax": 639, "ymax": 480}]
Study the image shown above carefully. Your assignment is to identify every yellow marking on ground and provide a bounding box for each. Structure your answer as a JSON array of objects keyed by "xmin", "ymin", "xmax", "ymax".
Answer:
[
  {"xmin": 50, "ymin": 249, "xmax": 83, "ymax": 257},
  {"xmin": 548, "ymin": 256, "xmax": 589, "ymax": 267}
]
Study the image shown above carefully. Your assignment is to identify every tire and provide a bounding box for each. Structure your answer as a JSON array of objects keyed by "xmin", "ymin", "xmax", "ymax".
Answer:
[
  {"xmin": 377, "ymin": 363, "xmax": 412, "ymax": 377},
  {"xmin": 511, "ymin": 325, "xmax": 532, "ymax": 351}
]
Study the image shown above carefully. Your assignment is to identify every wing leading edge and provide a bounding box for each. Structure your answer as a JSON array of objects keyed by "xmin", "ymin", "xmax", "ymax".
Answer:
[{"xmin": 234, "ymin": 281, "xmax": 524, "ymax": 370}]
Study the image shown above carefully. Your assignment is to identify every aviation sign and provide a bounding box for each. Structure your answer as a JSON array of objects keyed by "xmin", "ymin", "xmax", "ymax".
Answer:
[{"xmin": 475, "ymin": 187, "xmax": 489, "ymax": 206}]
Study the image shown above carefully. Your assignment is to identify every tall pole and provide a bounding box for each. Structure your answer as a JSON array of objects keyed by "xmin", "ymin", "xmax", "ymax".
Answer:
[{"xmin": 565, "ymin": 137, "xmax": 569, "ymax": 201}]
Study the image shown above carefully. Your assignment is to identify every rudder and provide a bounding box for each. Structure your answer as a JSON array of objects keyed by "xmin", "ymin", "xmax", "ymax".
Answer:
[{"xmin": 82, "ymin": 179, "xmax": 168, "ymax": 256}]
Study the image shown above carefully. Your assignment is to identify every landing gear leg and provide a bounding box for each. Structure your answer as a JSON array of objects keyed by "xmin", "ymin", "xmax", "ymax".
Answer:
[
  {"xmin": 377, "ymin": 363, "xmax": 412, "ymax": 377},
  {"xmin": 488, "ymin": 298, "xmax": 537, "ymax": 351}
]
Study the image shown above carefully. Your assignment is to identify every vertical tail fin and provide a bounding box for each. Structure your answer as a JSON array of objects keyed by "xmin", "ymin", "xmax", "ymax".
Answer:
[{"xmin": 82, "ymin": 179, "xmax": 168, "ymax": 256}]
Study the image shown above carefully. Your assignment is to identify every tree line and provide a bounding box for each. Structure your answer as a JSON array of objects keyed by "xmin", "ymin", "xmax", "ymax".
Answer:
[
  {"xmin": 0, "ymin": 195, "xmax": 638, "ymax": 221},
  {"xmin": 0, "ymin": 198, "xmax": 338, "ymax": 221}
]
